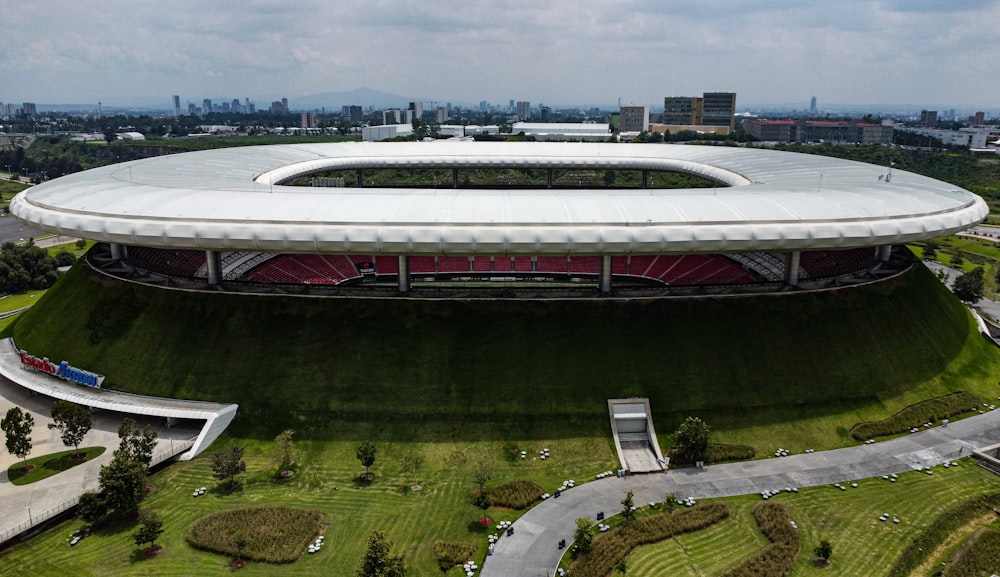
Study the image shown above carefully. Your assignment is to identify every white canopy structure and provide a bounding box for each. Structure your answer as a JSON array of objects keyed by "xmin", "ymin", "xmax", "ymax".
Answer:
[{"xmin": 11, "ymin": 141, "xmax": 986, "ymax": 257}]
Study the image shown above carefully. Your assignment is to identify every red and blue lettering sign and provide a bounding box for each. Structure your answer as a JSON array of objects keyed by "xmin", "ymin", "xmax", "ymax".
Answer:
[{"xmin": 18, "ymin": 350, "xmax": 105, "ymax": 389}]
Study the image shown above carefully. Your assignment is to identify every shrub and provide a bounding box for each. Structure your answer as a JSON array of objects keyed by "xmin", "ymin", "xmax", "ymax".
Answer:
[
  {"xmin": 850, "ymin": 391, "xmax": 981, "ymax": 441},
  {"xmin": 888, "ymin": 492, "xmax": 1000, "ymax": 577},
  {"xmin": 489, "ymin": 479, "xmax": 545, "ymax": 509},
  {"xmin": 720, "ymin": 501, "xmax": 801, "ymax": 577},
  {"xmin": 667, "ymin": 443, "xmax": 755, "ymax": 465},
  {"xmin": 432, "ymin": 541, "xmax": 477, "ymax": 572},
  {"xmin": 186, "ymin": 506, "xmax": 322, "ymax": 563},
  {"xmin": 570, "ymin": 502, "xmax": 731, "ymax": 577}
]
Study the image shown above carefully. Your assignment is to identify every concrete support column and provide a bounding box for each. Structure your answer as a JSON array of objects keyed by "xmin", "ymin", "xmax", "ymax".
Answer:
[
  {"xmin": 785, "ymin": 251, "xmax": 801, "ymax": 286},
  {"xmin": 599, "ymin": 255, "xmax": 613, "ymax": 294},
  {"xmin": 109, "ymin": 242, "xmax": 122, "ymax": 260},
  {"xmin": 641, "ymin": 169, "xmax": 649, "ymax": 189},
  {"xmin": 356, "ymin": 169, "xmax": 363, "ymax": 188},
  {"xmin": 452, "ymin": 168, "xmax": 459, "ymax": 188},
  {"xmin": 547, "ymin": 169, "xmax": 553, "ymax": 189},
  {"xmin": 397, "ymin": 256, "xmax": 410, "ymax": 293},
  {"xmin": 206, "ymin": 250, "xmax": 222, "ymax": 285},
  {"xmin": 877, "ymin": 244, "xmax": 892, "ymax": 262}
]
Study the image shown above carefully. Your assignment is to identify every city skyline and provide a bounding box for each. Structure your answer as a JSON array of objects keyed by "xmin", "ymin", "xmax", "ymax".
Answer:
[{"xmin": 2, "ymin": 1, "xmax": 999, "ymax": 110}]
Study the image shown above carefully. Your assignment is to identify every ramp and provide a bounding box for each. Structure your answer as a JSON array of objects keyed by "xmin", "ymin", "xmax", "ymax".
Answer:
[{"xmin": 608, "ymin": 398, "xmax": 667, "ymax": 473}]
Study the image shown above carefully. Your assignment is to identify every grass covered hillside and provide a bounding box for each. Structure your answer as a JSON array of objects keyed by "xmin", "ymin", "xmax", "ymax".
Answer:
[{"xmin": 4, "ymin": 261, "xmax": 989, "ymax": 440}]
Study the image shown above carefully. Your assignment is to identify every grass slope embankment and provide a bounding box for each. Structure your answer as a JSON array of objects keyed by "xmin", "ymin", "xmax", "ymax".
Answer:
[{"xmin": 3, "ymin": 261, "xmax": 987, "ymax": 442}]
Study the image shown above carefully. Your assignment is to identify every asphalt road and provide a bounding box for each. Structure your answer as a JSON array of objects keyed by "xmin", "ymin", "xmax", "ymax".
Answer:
[{"xmin": 0, "ymin": 216, "xmax": 48, "ymax": 245}]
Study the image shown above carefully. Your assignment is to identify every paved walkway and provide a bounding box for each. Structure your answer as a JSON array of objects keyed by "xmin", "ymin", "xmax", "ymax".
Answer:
[
  {"xmin": 0, "ymin": 377, "xmax": 200, "ymax": 544},
  {"xmin": 481, "ymin": 408, "xmax": 1000, "ymax": 577}
]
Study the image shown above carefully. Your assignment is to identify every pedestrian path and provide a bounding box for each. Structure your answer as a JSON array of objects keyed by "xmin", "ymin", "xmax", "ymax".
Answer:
[{"xmin": 481, "ymin": 409, "xmax": 1000, "ymax": 577}]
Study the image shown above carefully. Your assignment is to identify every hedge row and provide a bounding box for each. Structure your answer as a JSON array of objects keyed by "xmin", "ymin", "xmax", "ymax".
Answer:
[
  {"xmin": 667, "ymin": 443, "xmax": 756, "ymax": 465},
  {"xmin": 186, "ymin": 506, "xmax": 322, "ymax": 563},
  {"xmin": 490, "ymin": 479, "xmax": 545, "ymax": 509},
  {"xmin": 432, "ymin": 541, "xmax": 477, "ymax": 573},
  {"xmin": 850, "ymin": 391, "xmax": 982, "ymax": 441},
  {"xmin": 943, "ymin": 528, "xmax": 1000, "ymax": 577},
  {"xmin": 888, "ymin": 492, "xmax": 1000, "ymax": 577},
  {"xmin": 720, "ymin": 501, "xmax": 801, "ymax": 577},
  {"xmin": 570, "ymin": 502, "xmax": 731, "ymax": 577}
]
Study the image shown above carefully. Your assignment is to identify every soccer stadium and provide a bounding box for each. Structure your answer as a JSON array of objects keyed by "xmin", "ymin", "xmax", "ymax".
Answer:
[
  {"xmin": 9, "ymin": 141, "xmax": 987, "ymax": 296},
  {"xmin": 4, "ymin": 141, "xmax": 999, "ymax": 575}
]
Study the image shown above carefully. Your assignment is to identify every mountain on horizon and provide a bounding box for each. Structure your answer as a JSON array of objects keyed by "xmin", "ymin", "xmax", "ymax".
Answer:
[{"xmin": 292, "ymin": 87, "xmax": 425, "ymax": 110}]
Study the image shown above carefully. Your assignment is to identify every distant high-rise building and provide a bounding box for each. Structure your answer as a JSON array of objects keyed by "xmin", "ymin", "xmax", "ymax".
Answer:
[
  {"xmin": 516, "ymin": 101, "xmax": 531, "ymax": 121},
  {"xmin": 172, "ymin": 95, "xmax": 181, "ymax": 116},
  {"xmin": 618, "ymin": 104, "xmax": 650, "ymax": 133},
  {"xmin": 203, "ymin": 99, "xmax": 213, "ymax": 114},
  {"xmin": 662, "ymin": 96, "xmax": 703, "ymax": 125},
  {"xmin": 436, "ymin": 107, "xmax": 448, "ymax": 123},
  {"xmin": 920, "ymin": 110, "xmax": 938, "ymax": 125},
  {"xmin": 509, "ymin": 99, "xmax": 515, "ymax": 113},
  {"xmin": 973, "ymin": 111, "xmax": 985, "ymax": 125},
  {"xmin": 408, "ymin": 101, "xmax": 423, "ymax": 119},
  {"xmin": 231, "ymin": 99, "xmax": 241, "ymax": 113},
  {"xmin": 342, "ymin": 105, "xmax": 363, "ymax": 123},
  {"xmin": 702, "ymin": 92, "xmax": 736, "ymax": 130},
  {"xmin": 479, "ymin": 100, "xmax": 488, "ymax": 112},
  {"xmin": 245, "ymin": 98, "xmax": 255, "ymax": 114},
  {"xmin": 300, "ymin": 112, "xmax": 318, "ymax": 129},
  {"xmin": 20, "ymin": 102, "xmax": 37, "ymax": 116},
  {"xmin": 282, "ymin": 97, "xmax": 288, "ymax": 112},
  {"xmin": 810, "ymin": 96, "xmax": 817, "ymax": 114},
  {"xmin": 187, "ymin": 102, "xmax": 196, "ymax": 115}
]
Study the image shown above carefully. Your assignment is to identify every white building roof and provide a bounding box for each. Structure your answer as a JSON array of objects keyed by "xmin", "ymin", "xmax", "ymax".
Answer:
[{"xmin": 10, "ymin": 141, "xmax": 987, "ymax": 255}]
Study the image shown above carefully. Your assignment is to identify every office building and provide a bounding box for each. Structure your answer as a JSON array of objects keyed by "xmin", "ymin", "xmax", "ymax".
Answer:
[
  {"xmin": 919, "ymin": 110, "xmax": 938, "ymax": 125},
  {"xmin": 702, "ymin": 92, "xmax": 736, "ymax": 130},
  {"xmin": 662, "ymin": 96, "xmax": 703, "ymax": 125},
  {"xmin": 516, "ymin": 101, "xmax": 531, "ymax": 121},
  {"xmin": 618, "ymin": 104, "xmax": 650, "ymax": 133},
  {"xmin": 172, "ymin": 95, "xmax": 181, "ymax": 116}
]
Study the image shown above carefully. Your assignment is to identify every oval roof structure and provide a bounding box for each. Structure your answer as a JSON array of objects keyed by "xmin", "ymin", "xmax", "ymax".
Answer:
[{"xmin": 10, "ymin": 141, "xmax": 987, "ymax": 255}]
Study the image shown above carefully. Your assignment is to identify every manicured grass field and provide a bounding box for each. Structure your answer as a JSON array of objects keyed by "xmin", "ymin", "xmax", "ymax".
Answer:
[
  {"xmin": 0, "ymin": 290, "xmax": 48, "ymax": 313},
  {"xmin": 7, "ymin": 447, "xmax": 106, "ymax": 485},
  {"xmin": 625, "ymin": 462, "xmax": 1000, "ymax": 577}
]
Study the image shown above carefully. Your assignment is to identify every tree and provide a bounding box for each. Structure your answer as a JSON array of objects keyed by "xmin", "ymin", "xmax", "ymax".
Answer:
[
  {"xmin": 615, "ymin": 557, "xmax": 628, "ymax": 576},
  {"xmin": 472, "ymin": 460, "xmax": 492, "ymax": 491},
  {"xmin": 132, "ymin": 509, "xmax": 164, "ymax": 552},
  {"xmin": 573, "ymin": 517, "xmax": 593, "ymax": 554},
  {"xmin": 98, "ymin": 451, "xmax": 148, "ymax": 517},
  {"xmin": 2, "ymin": 406, "xmax": 34, "ymax": 467},
  {"xmin": 77, "ymin": 491, "xmax": 108, "ymax": 523},
  {"xmin": 401, "ymin": 449, "xmax": 423, "ymax": 486},
  {"xmin": 75, "ymin": 239, "xmax": 87, "ymax": 250},
  {"xmin": 356, "ymin": 530, "xmax": 407, "ymax": 577},
  {"xmin": 275, "ymin": 429, "xmax": 297, "ymax": 472},
  {"xmin": 953, "ymin": 266, "xmax": 985, "ymax": 302},
  {"xmin": 118, "ymin": 417, "xmax": 157, "ymax": 471},
  {"xmin": 211, "ymin": 445, "xmax": 247, "ymax": 489},
  {"xmin": 48, "ymin": 400, "xmax": 92, "ymax": 455},
  {"xmin": 620, "ymin": 490, "xmax": 636, "ymax": 525},
  {"xmin": 470, "ymin": 487, "xmax": 492, "ymax": 523},
  {"xmin": 674, "ymin": 416, "xmax": 711, "ymax": 463},
  {"xmin": 950, "ymin": 255, "xmax": 965, "ymax": 267},
  {"xmin": 357, "ymin": 441, "xmax": 377, "ymax": 479},
  {"xmin": 814, "ymin": 539, "xmax": 833, "ymax": 561}
]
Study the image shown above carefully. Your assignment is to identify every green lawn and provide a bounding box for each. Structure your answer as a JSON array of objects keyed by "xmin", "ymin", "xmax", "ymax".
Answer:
[
  {"xmin": 625, "ymin": 462, "xmax": 1000, "ymax": 577},
  {"xmin": 7, "ymin": 447, "xmax": 107, "ymax": 485},
  {"xmin": 0, "ymin": 290, "xmax": 48, "ymax": 313}
]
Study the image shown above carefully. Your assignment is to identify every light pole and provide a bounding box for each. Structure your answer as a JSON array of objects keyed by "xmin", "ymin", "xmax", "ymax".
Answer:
[{"xmin": 27, "ymin": 506, "xmax": 32, "ymax": 525}]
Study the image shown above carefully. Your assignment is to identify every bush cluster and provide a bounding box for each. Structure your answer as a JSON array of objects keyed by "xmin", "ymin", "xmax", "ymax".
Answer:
[
  {"xmin": 570, "ymin": 502, "xmax": 731, "ymax": 577},
  {"xmin": 186, "ymin": 506, "xmax": 322, "ymax": 563},
  {"xmin": 720, "ymin": 501, "xmax": 801, "ymax": 577},
  {"xmin": 489, "ymin": 479, "xmax": 545, "ymax": 509},
  {"xmin": 888, "ymin": 492, "xmax": 1000, "ymax": 577},
  {"xmin": 943, "ymin": 528, "xmax": 1000, "ymax": 577},
  {"xmin": 431, "ymin": 541, "xmax": 477, "ymax": 572},
  {"xmin": 668, "ymin": 443, "xmax": 756, "ymax": 465},
  {"xmin": 850, "ymin": 391, "xmax": 982, "ymax": 441}
]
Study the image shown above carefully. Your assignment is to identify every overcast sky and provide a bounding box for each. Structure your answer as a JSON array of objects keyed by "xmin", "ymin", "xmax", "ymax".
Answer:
[{"xmin": 2, "ymin": 0, "xmax": 998, "ymax": 110}]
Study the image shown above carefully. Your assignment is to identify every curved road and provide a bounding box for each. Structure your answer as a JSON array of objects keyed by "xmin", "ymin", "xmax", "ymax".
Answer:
[{"xmin": 481, "ymin": 408, "xmax": 1000, "ymax": 577}]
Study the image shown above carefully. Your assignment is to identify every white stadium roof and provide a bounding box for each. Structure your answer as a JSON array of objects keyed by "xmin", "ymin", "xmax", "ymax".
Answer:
[{"xmin": 10, "ymin": 141, "xmax": 987, "ymax": 255}]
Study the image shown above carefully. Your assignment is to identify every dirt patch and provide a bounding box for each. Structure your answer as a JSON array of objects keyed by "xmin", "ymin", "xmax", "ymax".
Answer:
[{"xmin": 144, "ymin": 545, "xmax": 164, "ymax": 558}]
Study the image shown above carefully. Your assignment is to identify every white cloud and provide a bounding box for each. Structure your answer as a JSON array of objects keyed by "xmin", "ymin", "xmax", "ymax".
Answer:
[{"xmin": 1, "ymin": 0, "xmax": 998, "ymax": 109}]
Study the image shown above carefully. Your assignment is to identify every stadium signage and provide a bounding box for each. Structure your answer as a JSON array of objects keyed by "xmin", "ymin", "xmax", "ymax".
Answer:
[{"xmin": 18, "ymin": 350, "xmax": 105, "ymax": 389}]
